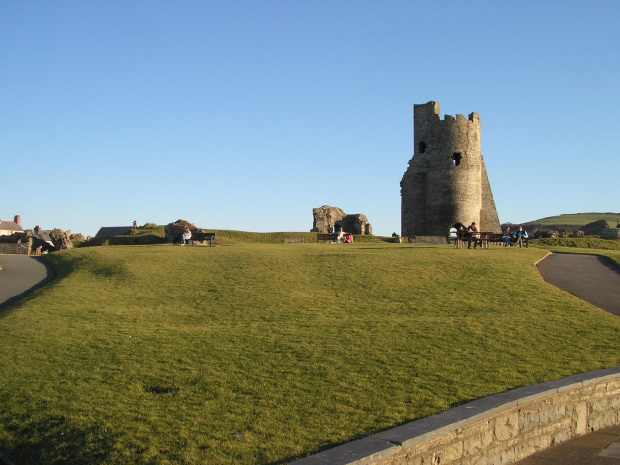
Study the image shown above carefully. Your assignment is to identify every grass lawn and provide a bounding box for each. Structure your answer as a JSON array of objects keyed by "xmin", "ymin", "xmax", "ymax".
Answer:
[{"xmin": 1, "ymin": 242, "xmax": 620, "ymax": 464}]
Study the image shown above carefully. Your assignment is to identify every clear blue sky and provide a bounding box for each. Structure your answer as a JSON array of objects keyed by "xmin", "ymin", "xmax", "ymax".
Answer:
[{"xmin": 2, "ymin": 1, "xmax": 619, "ymax": 237}]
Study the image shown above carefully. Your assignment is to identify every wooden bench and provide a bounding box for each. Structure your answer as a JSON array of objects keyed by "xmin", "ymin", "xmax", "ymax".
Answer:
[
  {"xmin": 316, "ymin": 233, "xmax": 352, "ymax": 243},
  {"xmin": 317, "ymin": 233, "xmax": 338, "ymax": 243},
  {"xmin": 481, "ymin": 232, "xmax": 503, "ymax": 249},
  {"xmin": 188, "ymin": 230, "xmax": 216, "ymax": 247},
  {"xmin": 285, "ymin": 238, "xmax": 304, "ymax": 244},
  {"xmin": 453, "ymin": 231, "xmax": 502, "ymax": 249}
]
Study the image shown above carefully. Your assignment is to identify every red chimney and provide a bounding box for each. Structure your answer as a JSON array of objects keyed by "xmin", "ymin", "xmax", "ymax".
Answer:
[{"xmin": 14, "ymin": 215, "xmax": 21, "ymax": 226}]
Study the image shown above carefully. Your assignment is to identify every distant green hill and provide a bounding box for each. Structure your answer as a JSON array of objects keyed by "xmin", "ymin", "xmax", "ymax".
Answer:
[{"xmin": 522, "ymin": 213, "xmax": 620, "ymax": 227}]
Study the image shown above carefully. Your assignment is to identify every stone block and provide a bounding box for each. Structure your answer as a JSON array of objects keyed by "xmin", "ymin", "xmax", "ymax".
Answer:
[
  {"xmin": 572, "ymin": 402, "xmax": 588, "ymax": 435},
  {"xmin": 432, "ymin": 441, "xmax": 463, "ymax": 463},
  {"xmin": 519, "ymin": 410, "xmax": 540, "ymax": 433},
  {"xmin": 549, "ymin": 404, "xmax": 567, "ymax": 422},
  {"xmin": 494, "ymin": 412, "xmax": 519, "ymax": 441},
  {"xmin": 591, "ymin": 396, "xmax": 620, "ymax": 414},
  {"xmin": 514, "ymin": 434, "xmax": 552, "ymax": 461},
  {"xmin": 463, "ymin": 427, "xmax": 494, "ymax": 457},
  {"xmin": 589, "ymin": 411, "xmax": 620, "ymax": 431},
  {"xmin": 289, "ymin": 437, "xmax": 400, "ymax": 465},
  {"xmin": 494, "ymin": 383, "xmax": 558, "ymax": 406},
  {"xmin": 499, "ymin": 448, "xmax": 516, "ymax": 464}
]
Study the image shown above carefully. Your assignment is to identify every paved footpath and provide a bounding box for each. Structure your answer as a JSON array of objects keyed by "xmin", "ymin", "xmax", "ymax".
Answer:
[
  {"xmin": 516, "ymin": 424, "xmax": 620, "ymax": 464},
  {"xmin": 0, "ymin": 254, "xmax": 56, "ymax": 309},
  {"xmin": 537, "ymin": 253, "xmax": 620, "ymax": 317},
  {"xmin": 516, "ymin": 254, "xmax": 620, "ymax": 464}
]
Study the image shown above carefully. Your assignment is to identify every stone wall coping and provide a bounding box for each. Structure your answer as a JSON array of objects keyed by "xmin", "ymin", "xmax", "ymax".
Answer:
[{"xmin": 290, "ymin": 366, "xmax": 620, "ymax": 464}]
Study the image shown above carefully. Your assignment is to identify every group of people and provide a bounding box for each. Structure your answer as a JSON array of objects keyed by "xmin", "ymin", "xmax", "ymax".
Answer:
[
  {"xmin": 502, "ymin": 226, "xmax": 529, "ymax": 248},
  {"xmin": 452, "ymin": 222, "xmax": 482, "ymax": 249},
  {"xmin": 452, "ymin": 222, "xmax": 529, "ymax": 249},
  {"xmin": 336, "ymin": 227, "xmax": 354, "ymax": 243}
]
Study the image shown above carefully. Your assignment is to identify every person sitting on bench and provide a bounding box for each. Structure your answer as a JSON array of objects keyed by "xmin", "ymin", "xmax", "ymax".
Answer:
[
  {"xmin": 179, "ymin": 226, "xmax": 192, "ymax": 245},
  {"xmin": 336, "ymin": 226, "xmax": 345, "ymax": 243},
  {"xmin": 514, "ymin": 226, "xmax": 529, "ymax": 248},
  {"xmin": 467, "ymin": 222, "xmax": 481, "ymax": 249},
  {"xmin": 502, "ymin": 227, "xmax": 512, "ymax": 247}
]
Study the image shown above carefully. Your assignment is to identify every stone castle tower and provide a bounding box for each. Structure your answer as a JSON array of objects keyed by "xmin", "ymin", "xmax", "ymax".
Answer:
[{"xmin": 401, "ymin": 101, "xmax": 500, "ymax": 237}]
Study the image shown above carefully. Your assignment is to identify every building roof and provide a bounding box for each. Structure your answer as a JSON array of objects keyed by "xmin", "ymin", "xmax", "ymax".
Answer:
[
  {"xmin": 0, "ymin": 220, "xmax": 23, "ymax": 232},
  {"xmin": 35, "ymin": 231, "xmax": 54, "ymax": 245},
  {"xmin": 95, "ymin": 226, "xmax": 133, "ymax": 238}
]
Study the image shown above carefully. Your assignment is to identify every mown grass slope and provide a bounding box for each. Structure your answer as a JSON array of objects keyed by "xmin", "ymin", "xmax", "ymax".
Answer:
[{"xmin": 1, "ymin": 243, "xmax": 620, "ymax": 464}]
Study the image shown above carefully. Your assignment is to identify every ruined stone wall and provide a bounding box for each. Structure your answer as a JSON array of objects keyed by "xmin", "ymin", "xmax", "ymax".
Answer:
[
  {"xmin": 401, "ymin": 101, "xmax": 500, "ymax": 237},
  {"xmin": 601, "ymin": 229, "xmax": 620, "ymax": 239},
  {"xmin": 312, "ymin": 206, "xmax": 372, "ymax": 235},
  {"xmin": 0, "ymin": 243, "xmax": 29, "ymax": 255},
  {"xmin": 311, "ymin": 206, "xmax": 346, "ymax": 234}
]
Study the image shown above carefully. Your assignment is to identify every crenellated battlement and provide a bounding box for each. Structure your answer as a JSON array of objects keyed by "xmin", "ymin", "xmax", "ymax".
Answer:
[{"xmin": 415, "ymin": 101, "xmax": 480, "ymax": 125}]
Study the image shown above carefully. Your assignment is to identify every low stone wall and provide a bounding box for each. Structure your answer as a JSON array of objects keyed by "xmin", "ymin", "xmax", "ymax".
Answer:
[
  {"xmin": 600, "ymin": 229, "xmax": 620, "ymax": 239},
  {"xmin": 0, "ymin": 243, "xmax": 29, "ymax": 255},
  {"xmin": 407, "ymin": 236, "xmax": 449, "ymax": 244},
  {"xmin": 292, "ymin": 366, "xmax": 620, "ymax": 465}
]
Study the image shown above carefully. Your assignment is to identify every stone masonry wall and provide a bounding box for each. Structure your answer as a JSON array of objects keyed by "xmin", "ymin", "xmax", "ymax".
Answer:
[
  {"xmin": 312, "ymin": 206, "xmax": 372, "ymax": 235},
  {"xmin": 406, "ymin": 236, "xmax": 448, "ymax": 244},
  {"xmin": 401, "ymin": 101, "xmax": 501, "ymax": 237},
  {"xmin": 0, "ymin": 243, "xmax": 29, "ymax": 255},
  {"xmin": 292, "ymin": 367, "xmax": 620, "ymax": 465}
]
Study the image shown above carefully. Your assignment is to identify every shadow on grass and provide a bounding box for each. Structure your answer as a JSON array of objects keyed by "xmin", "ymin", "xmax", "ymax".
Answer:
[{"xmin": 1, "ymin": 415, "xmax": 118, "ymax": 465}]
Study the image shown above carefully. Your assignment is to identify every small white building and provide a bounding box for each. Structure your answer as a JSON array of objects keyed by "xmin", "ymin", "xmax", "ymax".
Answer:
[{"xmin": 0, "ymin": 215, "xmax": 24, "ymax": 236}]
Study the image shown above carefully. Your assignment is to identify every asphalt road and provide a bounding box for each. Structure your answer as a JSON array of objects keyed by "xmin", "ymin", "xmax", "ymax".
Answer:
[
  {"xmin": 0, "ymin": 254, "xmax": 56, "ymax": 310},
  {"xmin": 536, "ymin": 253, "xmax": 620, "ymax": 317}
]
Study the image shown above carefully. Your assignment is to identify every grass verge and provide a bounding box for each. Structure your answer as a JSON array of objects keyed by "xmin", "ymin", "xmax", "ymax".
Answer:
[{"xmin": 1, "ymin": 243, "xmax": 620, "ymax": 464}]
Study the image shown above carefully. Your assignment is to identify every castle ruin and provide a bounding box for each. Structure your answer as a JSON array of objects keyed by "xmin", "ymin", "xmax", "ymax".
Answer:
[
  {"xmin": 311, "ymin": 206, "xmax": 372, "ymax": 235},
  {"xmin": 401, "ymin": 101, "xmax": 501, "ymax": 237}
]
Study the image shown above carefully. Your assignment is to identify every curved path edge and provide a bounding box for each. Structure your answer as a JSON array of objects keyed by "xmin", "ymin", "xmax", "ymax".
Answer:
[
  {"xmin": 291, "ymin": 366, "xmax": 620, "ymax": 465},
  {"xmin": 0, "ymin": 255, "xmax": 56, "ymax": 310},
  {"xmin": 536, "ymin": 252, "xmax": 620, "ymax": 316}
]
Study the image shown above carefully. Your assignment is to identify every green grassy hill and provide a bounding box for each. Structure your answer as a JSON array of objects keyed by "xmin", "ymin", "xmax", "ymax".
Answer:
[
  {"xmin": 1, "ymin": 243, "xmax": 620, "ymax": 464},
  {"xmin": 523, "ymin": 212, "xmax": 620, "ymax": 226}
]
